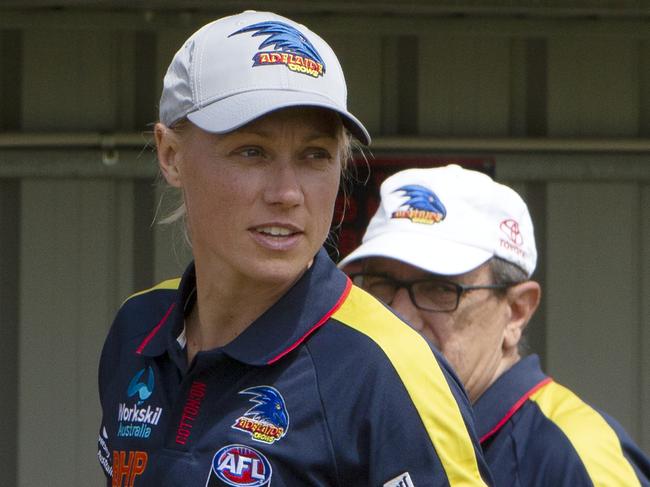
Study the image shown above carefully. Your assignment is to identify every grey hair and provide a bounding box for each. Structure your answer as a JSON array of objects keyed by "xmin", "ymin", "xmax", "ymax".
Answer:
[
  {"xmin": 488, "ymin": 256, "xmax": 528, "ymax": 287},
  {"xmin": 488, "ymin": 256, "xmax": 530, "ymax": 355}
]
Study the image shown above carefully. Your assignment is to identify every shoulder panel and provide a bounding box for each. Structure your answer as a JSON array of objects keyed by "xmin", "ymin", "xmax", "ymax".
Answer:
[
  {"xmin": 530, "ymin": 381, "xmax": 641, "ymax": 486},
  {"xmin": 332, "ymin": 285, "xmax": 486, "ymax": 486}
]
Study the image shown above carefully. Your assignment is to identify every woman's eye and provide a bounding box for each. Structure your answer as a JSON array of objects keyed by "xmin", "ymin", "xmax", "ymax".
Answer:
[
  {"xmin": 305, "ymin": 148, "xmax": 332, "ymax": 160},
  {"xmin": 236, "ymin": 147, "xmax": 264, "ymax": 158}
]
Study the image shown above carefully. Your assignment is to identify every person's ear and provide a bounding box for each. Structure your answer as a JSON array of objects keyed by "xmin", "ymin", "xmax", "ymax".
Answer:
[
  {"xmin": 503, "ymin": 281, "xmax": 541, "ymax": 351},
  {"xmin": 155, "ymin": 122, "xmax": 183, "ymax": 188}
]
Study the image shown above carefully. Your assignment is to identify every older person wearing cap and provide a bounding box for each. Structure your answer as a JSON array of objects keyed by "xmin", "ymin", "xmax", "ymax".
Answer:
[
  {"xmin": 97, "ymin": 12, "xmax": 493, "ymax": 487},
  {"xmin": 340, "ymin": 164, "xmax": 650, "ymax": 487}
]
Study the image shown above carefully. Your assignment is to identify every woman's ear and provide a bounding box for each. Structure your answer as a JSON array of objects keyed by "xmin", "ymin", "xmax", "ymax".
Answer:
[
  {"xmin": 503, "ymin": 281, "xmax": 542, "ymax": 352},
  {"xmin": 155, "ymin": 122, "xmax": 183, "ymax": 188}
]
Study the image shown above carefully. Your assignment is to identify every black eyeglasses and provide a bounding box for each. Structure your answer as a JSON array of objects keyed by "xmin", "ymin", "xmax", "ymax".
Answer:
[{"xmin": 350, "ymin": 272, "xmax": 515, "ymax": 312}]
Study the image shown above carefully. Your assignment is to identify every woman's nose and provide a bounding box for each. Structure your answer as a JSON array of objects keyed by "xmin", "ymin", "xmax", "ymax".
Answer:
[{"xmin": 264, "ymin": 159, "xmax": 304, "ymax": 207}]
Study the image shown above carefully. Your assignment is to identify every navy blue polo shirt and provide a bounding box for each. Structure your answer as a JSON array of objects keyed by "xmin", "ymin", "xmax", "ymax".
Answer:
[
  {"xmin": 475, "ymin": 354, "xmax": 650, "ymax": 486},
  {"xmin": 98, "ymin": 248, "xmax": 492, "ymax": 487}
]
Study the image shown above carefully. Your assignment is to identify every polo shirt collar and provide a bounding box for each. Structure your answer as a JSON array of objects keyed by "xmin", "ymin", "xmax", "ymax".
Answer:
[
  {"xmin": 135, "ymin": 262, "xmax": 198, "ymax": 358},
  {"xmin": 473, "ymin": 354, "xmax": 550, "ymax": 443},
  {"xmin": 140, "ymin": 247, "xmax": 350, "ymax": 367}
]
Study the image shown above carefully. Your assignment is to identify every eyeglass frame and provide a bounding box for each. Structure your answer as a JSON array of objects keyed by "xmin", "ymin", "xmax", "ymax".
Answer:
[{"xmin": 349, "ymin": 272, "xmax": 518, "ymax": 312}]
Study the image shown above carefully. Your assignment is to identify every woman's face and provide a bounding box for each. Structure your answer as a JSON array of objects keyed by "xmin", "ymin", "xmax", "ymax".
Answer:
[{"xmin": 163, "ymin": 107, "xmax": 344, "ymax": 288}]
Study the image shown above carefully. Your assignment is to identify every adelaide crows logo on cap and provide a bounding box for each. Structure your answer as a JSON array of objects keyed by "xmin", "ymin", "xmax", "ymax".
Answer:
[
  {"xmin": 229, "ymin": 21, "xmax": 325, "ymax": 78},
  {"xmin": 232, "ymin": 386, "xmax": 289, "ymax": 444},
  {"xmin": 392, "ymin": 185, "xmax": 447, "ymax": 224}
]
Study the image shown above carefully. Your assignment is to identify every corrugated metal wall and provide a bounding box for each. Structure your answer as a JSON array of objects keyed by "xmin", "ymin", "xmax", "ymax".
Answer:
[{"xmin": 0, "ymin": 7, "xmax": 649, "ymax": 486}]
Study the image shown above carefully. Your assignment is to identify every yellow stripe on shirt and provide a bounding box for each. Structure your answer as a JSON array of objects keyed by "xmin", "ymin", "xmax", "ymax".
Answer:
[
  {"xmin": 530, "ymin": 381, "xmax": 640, "ymax": 487},
  {"xmin": 124, "ymin": 278, "xmax": 181, "ymax": 304},
  {"xmin": 332, "ymin": 285, "xmax": 487, "ymax": 486}
]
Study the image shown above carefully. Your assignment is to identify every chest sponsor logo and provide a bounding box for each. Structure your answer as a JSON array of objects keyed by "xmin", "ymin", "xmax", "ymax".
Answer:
[
  {"xmin": 98, "ymin": 426, "xmax": 113, "ymax": 477},
  {"xmin": 206, "ymin": 444, "xmax": 272, "ymax": 487},
  {"xmin": 117, "ymin": 366, "xmax": 163, "ymax": 439},
  {"xmin": 112, "ymin": 450, "xmax": 148, "ymax": 487},
  {"xmin": 384, "ymin": 472, "xmax": 415, "ymax": 487},
  {"xmin": 232, "ymin": 386, "xmax": 289, "ymax": 444}
]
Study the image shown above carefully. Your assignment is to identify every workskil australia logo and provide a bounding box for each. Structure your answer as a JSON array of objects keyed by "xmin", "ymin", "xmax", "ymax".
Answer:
[
  {"xmin": 392, "ymin": 185, "xmax": 447, "ymax": 224},
  {"xmin": 229, "ymin": 21, "xmax": 325, "ymax": 78},
  {"xmin": 232, "ymin": 386, "xmax": 289, "ymax": 444},
  {"xmin": 117, "ymin": 366, "xmax": 163, "ymax": 439},
  {"xmin": 206, "ymin": 444, "xmax": 272, "ymax": 487}
]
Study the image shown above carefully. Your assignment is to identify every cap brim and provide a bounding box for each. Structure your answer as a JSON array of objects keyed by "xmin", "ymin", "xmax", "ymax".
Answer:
[
  {"xmin": 187, "ymin": 90, "xmax": 370, "ymax": 145},
  {"xmin": 338, "ymin": 232, "xmax": 493, "ymax": 276}
]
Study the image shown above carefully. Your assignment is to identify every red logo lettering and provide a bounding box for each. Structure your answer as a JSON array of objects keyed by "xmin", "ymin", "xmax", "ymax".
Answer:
[{"xmin": 175, "ymin": 380, "xmax": 207, "ymax": 445}]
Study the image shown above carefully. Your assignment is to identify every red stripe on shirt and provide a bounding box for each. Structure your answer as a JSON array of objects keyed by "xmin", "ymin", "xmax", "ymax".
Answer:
[
  {"xmin": 136, "ymin": 302, "xmax": 176, "ymax": 355},
  {"xmin": 480, "ymin": 376, "xmax": 553, "ymax": 444},
  {"xmin": 267, "ymin": 278, "xmax": 352, "ymax": 365}
]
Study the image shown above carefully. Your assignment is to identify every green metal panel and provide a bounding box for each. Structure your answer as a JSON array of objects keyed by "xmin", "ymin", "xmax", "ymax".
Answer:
[
  {"xmin": 545, "ymin": 182, "xmax": 641, "ymax": 438},
  {"xmin": 18, "ymin": 179, "xmax": 131, "ymax": 486},
  {"xmin": 21, "ymin": 29, "xmax": 121, "ymax": 132},
  {"xmin": 327, "ymin": 33, "xmax": 383, "ymax": 137},
  {"xmin": 418, "ymin": 35, "xmax": 511, "ymax": 136},
  {"xmin": 548, "ymin": 36, "xmax": 640, "ymax": 136}
]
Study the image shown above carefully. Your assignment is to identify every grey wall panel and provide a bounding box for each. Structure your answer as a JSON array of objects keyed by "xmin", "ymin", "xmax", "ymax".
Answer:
[
  {"xmin": 418, "ymin": 35, "xmax": 511, "ymax": 136},
  {"xmin": 548, "ymin": 37, "xmax": 639, "ymax": 136},
  {"xmin": 21, "ymin": 29, "xmax": 120, "ymax": 132},
  {"xmin": 546, "ymin": 182, "xmax": 641, "ymax": 439},
  {"xmin": 19, "ymin": 179, "xmax": 131, "ymax": 487}
]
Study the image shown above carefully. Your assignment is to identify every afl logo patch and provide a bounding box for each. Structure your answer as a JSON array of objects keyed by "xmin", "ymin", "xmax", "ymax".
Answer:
[{"xmin": 206, "ymin": 444, "xmax": 272, "ymax": 487}]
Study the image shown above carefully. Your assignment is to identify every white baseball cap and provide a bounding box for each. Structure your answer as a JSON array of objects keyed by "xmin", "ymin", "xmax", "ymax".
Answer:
[
  {"xmin": 338, "ymin": 164, "xmax": 537, "ymax": 277},
  {"xmin": 159, "ymin": 10, "xmax": 370, "ymax": 145}
]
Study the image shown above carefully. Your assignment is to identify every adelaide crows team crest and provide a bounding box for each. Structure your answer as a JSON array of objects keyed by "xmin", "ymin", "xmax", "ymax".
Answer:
[
  {"xmin": 391, "ymin": 185, "xmax": 447, "ymax": 224},
  {"xmin": 232, "ymin": 386, "xmax": 289, "ymax": 444},
  {"xmin": 229, "ymin": 21, "xmax": 325, "ymax": 78}
]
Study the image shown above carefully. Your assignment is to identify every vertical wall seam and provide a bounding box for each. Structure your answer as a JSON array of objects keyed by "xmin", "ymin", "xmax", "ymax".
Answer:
[
  {"xmin": 0, "ymin": 28, "xmax": 23, "ymax": 131},
  {"xmin": 0, "ymin": 179, "xmax": 21, "ymax": 485}
]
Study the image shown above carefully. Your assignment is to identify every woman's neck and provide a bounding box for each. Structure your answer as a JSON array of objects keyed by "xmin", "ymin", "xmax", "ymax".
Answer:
[{"xmin": 184, "ymin": 258, "xmax": 303, "ymax": 363}]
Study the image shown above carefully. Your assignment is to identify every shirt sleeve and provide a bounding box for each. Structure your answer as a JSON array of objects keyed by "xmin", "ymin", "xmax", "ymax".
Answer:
[
  {"xmin": 323, "ymin": 285, "xmax": 493, "ymax": 486},
  {"xmin": 527, "ymin": 381, "xmax": 650, "ymax": 487}
]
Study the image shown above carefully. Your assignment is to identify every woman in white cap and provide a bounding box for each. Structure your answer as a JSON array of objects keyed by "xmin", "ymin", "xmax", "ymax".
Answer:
[{"xmin": 97, "ymin": 11, "xmax": 492, "ymax": 486}]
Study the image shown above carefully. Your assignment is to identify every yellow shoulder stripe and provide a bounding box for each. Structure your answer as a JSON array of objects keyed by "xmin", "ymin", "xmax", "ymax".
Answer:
[
  {"xmin": 332, "ymin": 285, "xmax": 486, "ymax": 486},
  {"xmin": 530, "ymin": 381, "xmax": 640, "ymax": 486},
  {"xmin": 123, "ymin": 278, "xmax": 181, "ymax": 304}
]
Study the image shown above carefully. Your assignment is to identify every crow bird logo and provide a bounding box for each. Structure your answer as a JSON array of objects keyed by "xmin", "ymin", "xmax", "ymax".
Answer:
[
  {"xmin": 240, "ymin": 386, "xmax": 289, "ymax": 432},
  {"xmin": 229, "ymin": 21, "xmax": 326, "ymax": 76},
  {"xmin": 395, "ymin": 185, "xmax": 446, "ymax": 214},
  {"xmin": 392, "ymin": 184, "xmax": 447, "ymax": 223}
]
